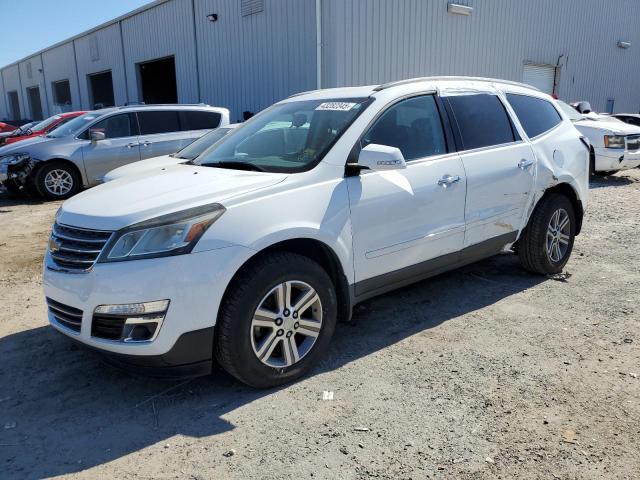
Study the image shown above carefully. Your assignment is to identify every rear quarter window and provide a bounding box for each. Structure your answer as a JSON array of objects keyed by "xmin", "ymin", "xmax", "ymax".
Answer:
[
  {"xmin": 446, "ymin": 94, "xmax": 517, "ymax": 150},
  {"xmin": 179, "ymin": 111, "xmax": 222, "ymax": 131},
  {"xmin": 506, "ymin": 93, "xmax": 562, "ymax": 138}
]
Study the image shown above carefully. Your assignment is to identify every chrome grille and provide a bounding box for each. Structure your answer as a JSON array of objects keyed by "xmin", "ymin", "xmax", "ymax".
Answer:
[
  {"xmin": 49, "ymin": 222, "xmax": 113, "ymax": 272},
  {"xmin": 47, "ymin": 298, "xmax": 83, "ymax": 333},
  {"xmin": 627, "ymin": 135, "xmax": 640, "ymax": 152}
]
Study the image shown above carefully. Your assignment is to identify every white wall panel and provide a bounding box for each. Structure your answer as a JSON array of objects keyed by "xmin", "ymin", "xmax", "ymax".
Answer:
[
  {"xmin": 322, "ymin": 0, "xmax": 640, "ymax": 113},
  {"xmin": 74, "ymin": 23, "xmax": 128, "ymax": 109},
  {"xmin": 121, "ymin": 0, "xmax": 199, "ymax": 104},
  {"xmin": 195, "ymin": 0, "xmax": 317, "ymax": 121},
  {"xmin": 41, "ymin": 43, "xmax": 82, "ymax": 114},
  {"xmin": 18, "ymin": 56, "xmax": 47, "ymax": 118}
]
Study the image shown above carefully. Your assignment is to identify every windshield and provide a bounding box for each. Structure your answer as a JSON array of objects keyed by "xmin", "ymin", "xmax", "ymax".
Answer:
[
  {"xmin": 47, "ymin": 112, "xmax": 99, "ymax": 138},
  {"xmin": 556, "ymin": 101, "xmax": 584, "ymax": 122},
  {"xmin": 30, "ymin": 115, "xmax": 62, "ymax": 132},
  {"xmin": 195, "ymin": 98, "xmax": 370, "ymax": 172},
  {"xmin": 173, "ymin": 126, "xmax": 234, "ymax": 160}
]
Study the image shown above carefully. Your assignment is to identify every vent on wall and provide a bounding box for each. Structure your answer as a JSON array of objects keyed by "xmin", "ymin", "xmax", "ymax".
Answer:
[
  {"xmin": 241, "ymin": 0, "xmax": 264, "ymax": 17},
  {"xmin": 26, "ymin": 62, "xmax": 33, "ymax": 79},
  {"xmin": 90, "ymin": 36, "xmax": 100, "ymax": 62}
]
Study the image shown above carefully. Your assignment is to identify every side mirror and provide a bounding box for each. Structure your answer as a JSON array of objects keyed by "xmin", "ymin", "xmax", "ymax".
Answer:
[
  {"xmin": 90, "ymin": 130, "xmax": 106, "ymax": 142},
  {"xmin": 357, "ymin": 143, "xmax": 406, "ymax": 171}
]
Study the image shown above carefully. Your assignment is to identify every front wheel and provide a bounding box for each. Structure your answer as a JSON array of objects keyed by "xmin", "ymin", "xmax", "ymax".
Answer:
[
  {"xmin": 35, "ymin": 161, "xmax": 80, "ymax": 200},
  {"xmin": 215, "ymin": 252, "xmax": 337, "ymax": 388},
  {"xmin": 518, "ymin": 193, "xmax": 576, "ymax": 275}
]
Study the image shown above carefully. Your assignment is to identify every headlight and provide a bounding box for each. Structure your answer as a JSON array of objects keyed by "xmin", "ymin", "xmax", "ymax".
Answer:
[
  {"xmin": 0, "ymin": 153, "xmax": 29, "ymax": 165},
  {"xmin": 99, "ymin": 204, "xmax": 226, "ymax": 262},
  {"xmin": 604, "ymin": 135, "xmax": 625, "ymax": 149}
]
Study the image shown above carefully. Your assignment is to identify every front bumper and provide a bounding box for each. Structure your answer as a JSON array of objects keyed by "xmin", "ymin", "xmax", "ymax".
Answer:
[
  {"xmin": 43, "ymin": 245, "xmax": 255, "ymax": 366},
  {"xmin": 0, "ymin": 163, "xmax": 8, "ymax": 183},
  {"xmin": 594, "ymin": 148, "xmax": 640, "ymax": 172}
]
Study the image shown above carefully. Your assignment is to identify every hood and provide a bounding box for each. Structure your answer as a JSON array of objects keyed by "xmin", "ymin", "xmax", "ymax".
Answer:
[
  {"xmin": 574, "ymin": 118, "xmax": 640, "ymax": 136},
  {"xmin": 0, "ymin": 135, "xmax": 53, "ymax": 156},
  {"xmin": 103, "ymin": 155, "xmax": 185, "ymax": 182},
  {"xmin": 59, "ymin": 164, "xmax": 287, "ymax": 230}
]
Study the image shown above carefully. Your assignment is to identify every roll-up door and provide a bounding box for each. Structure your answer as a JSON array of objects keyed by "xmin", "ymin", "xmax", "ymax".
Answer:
[{"xmin": 522, "ymin": 64, "xmax": 556, "ymax": 95}]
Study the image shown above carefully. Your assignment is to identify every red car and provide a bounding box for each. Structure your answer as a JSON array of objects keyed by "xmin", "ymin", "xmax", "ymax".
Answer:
[
  {"xmin": 3, "ymin": 111, "xmax": 86, "ymax": 145},
  {"xmin": 0, "ymin": 121, "xmax": 17, "ymax": 133}
]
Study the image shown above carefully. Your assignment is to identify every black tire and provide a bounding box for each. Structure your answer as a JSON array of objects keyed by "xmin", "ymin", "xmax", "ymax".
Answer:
[
  {"xmin": 518, "ymin": 193, "xmax": 576, "ymax": 275},
  {"xmin": 34, "ymin": 161, "xmax": 80, "ymax": 200},
  {"xmin": 215, "ymin": 252, "xmax": 337, "ymax": 388}
]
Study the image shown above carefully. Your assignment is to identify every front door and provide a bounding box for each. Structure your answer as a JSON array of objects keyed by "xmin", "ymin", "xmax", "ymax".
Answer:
[
  {"xmin": 347, "ymin": 94, "xmax": 467, "ymax": 298},
  {"xmin": 81, "ymin": 113, "xmax": 141, "ymax": 185},
  {"xmin": 27, "ymin": 86, "xmax": 43, "ymax": 120},
  {"xmin": 445, "ymin": 93, "xmax": 535, "ymax": 246}
]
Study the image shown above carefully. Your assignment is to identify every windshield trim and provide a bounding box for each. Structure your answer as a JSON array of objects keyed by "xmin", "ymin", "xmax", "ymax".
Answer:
[{"xmin": 196, "ymin": 97, "xmax": 373, "ymax": 174}]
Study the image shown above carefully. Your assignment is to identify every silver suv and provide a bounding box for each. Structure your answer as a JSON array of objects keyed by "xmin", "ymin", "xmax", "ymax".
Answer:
[{"xmin": 0, "ymin": 104, "xmax": 230, "ymax": 199}]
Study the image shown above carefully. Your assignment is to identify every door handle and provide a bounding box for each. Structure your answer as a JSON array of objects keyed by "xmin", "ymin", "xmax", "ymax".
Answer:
[
  {"xmin": 518, "ymin": 158, "xmax": 534, "ymax": 169},
  {"xmin": 141, "ymin": 141, "xmax": 152, "ymax": 147},
  {"xmin": 437, "ymin": 174, "xmax": 461, "ymax": 187},
  {"xmin": 126, "ymin": 143, "xmax": 137, "ymax": 149}
]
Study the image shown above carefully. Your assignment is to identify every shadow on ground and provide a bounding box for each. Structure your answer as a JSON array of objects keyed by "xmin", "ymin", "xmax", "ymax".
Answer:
[
  {"xmin": 589, "ymin": 172, "xmax": 638, "ymax": 189},
  {"xmin": 0, "ymin": 253, "xmax": 545, "ymax": 478}
]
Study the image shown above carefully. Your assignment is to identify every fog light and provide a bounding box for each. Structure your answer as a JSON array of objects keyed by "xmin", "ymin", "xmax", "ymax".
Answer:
[
  {"xmin": 127, "ymin": 323, "xmax": 158, "ymax": 341},
  {"xmin": 94, "ymin": 300, "xmax": 169, "ymax": 316}
]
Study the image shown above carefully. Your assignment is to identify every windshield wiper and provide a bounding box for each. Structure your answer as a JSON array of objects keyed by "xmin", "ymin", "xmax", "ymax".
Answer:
[{"xmin": 204, "ymin": 161, "xmax": 266, "ymax": 172}]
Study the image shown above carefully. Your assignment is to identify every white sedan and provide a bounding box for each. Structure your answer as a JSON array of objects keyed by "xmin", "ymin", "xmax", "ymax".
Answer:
[
  {"xmin": 102, "ymin": 124, "xmax": 239, "ymax": 182},
  {"xmin": 557, "ymin": 101, "xmax": 640, "ymax": 175}
]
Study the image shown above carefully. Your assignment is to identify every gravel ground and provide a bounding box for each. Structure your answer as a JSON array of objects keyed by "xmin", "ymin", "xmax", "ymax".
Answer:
[{"xmin": 1, "ymin": 170, "xmax": 639, "ymax": 480}]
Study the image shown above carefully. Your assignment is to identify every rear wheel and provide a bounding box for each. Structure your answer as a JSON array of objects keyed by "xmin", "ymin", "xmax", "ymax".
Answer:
[
  {"xmin": 518, "ymin": 193, "xmax": 576, "ymax": 275},
  {"xmin": 35, "ymin": 161, "xmax": 80, "ymax": 200},
  {"xmin": 215, "ymin": 252, "xmax": 337, "ymax": 388}
]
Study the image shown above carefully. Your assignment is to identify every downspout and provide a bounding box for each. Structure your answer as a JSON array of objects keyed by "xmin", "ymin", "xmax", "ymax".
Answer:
[
  {"xmin": 40, "ymin": 53, "xmax": 50, "ymax": 116},
  {"xmin": 316, "ymin": 0, "xmax": 322, "ymax": 89},
  {"xmin": 71, "ymin": 40, "xmax": 82, "ymax": 110}
]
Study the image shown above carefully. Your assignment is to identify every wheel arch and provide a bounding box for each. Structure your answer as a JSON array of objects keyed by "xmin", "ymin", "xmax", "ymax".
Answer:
[
  {"xmin": 540, "ymin": 182, "xmax": 584, "ymax": 235},
  {"xmin": 31, "ymin": 158, "xmax": 85, "ymax": 186},
  {"xmin": 218, "ymin": 238, "xmax": 353, "ymax": 326}
]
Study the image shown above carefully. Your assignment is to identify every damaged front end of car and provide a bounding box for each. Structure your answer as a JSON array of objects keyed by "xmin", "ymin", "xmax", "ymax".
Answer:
[{"xmin": 0, "ymin": 153, "xmax": 38, "ymax": 194}]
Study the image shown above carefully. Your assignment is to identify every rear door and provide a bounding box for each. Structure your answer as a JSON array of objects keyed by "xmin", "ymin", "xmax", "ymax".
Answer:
[
  {"xmin": 136, "ymin": 110, "xmax": 193, "ymax": 159},
  {"xmin": 81, "ymin": 113, "xmax": 141, "ymax": 184},
  {"xmin": 445, "ymin": 92, "xmax": 536, "ymax": 247}
]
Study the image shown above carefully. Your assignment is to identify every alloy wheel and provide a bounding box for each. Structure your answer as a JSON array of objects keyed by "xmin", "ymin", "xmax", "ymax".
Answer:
[
  {"xmin": 546, "ymin": 208, "xmax": 571, "ymax": 263},
  {"xmin": 250, "ymin": 280, "xmax": 322, "ymax": 368},
  {"xmin": 44, "ymin": 169, "xmax": 74, "ymax": 196}
]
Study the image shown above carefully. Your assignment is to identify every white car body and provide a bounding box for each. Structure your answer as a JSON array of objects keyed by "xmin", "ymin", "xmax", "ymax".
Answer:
[
  {"xmin": 558, "ymin": 102, "xmax": 640, "ymax": 172},
  {"xmin": 103, "ymin": 124, "xmax": 239, "ymax": 182},
  {"xmin": 43, "ymin": 77, "xmax": 588, "ymax": 380}
]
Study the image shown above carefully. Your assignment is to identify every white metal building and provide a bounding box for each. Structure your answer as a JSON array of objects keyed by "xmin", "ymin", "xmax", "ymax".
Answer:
[{"xmin": 1, "ymin": 0, "xmax": 639, "ymax": 123}]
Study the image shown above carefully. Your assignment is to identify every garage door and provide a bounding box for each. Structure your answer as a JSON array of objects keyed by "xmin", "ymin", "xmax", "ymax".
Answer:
[{"xmin": 522, "ymin": 64, "xmax": 555, "ymax": 94}]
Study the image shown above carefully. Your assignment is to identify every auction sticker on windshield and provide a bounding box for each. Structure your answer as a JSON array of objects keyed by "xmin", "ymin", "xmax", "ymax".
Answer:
[{"xmin": 315, "ymin": 102, "xmax": 357, "ymax": 111}]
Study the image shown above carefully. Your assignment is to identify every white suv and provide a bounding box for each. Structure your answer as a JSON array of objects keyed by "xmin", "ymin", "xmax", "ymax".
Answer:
[{"xmin": 43, "ymin": 77, "xmax": 589, "ymax": 387}]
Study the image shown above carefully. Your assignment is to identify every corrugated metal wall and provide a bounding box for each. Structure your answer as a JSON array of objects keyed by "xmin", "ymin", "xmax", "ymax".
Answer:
[
  {"xmin": 194, "ymin": 0, "xmax": 317, "ymax": 121},
  {"xmin": 18, "ymin": 56, "xmax": 46, "ymax": 119},
  {"xmin": 322, "ymin": 0, "xmax": 640, "ymax": 112},
  {"xmin": 121, "ymin": 0, "xmax": 199, "ymax": 104},
  {"xmin": 2, "ymin": 0, "xmax": 640, "ymax": 120},
  {"xmin": 1, "ymin": 65, "xmax": 22, "ymax": 119},
  {"xmin": 74, "ymin": 23, "xmax": 128, "ymax": 109},
  {"xmin": 42, "ymin": 43, "xmax": 82, "ymax": 114}
]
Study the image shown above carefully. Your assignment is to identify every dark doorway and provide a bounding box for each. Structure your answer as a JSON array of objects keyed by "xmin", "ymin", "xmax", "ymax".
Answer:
[
  {"xmin": 137, "ymin": 56, "xmax": 177, "ymax": 104},
  {"xmin": 26, "ymin": 86, "xmax": 43, "ymax": 120},
  {"xmin": 52, "ymin": 80, "xmax": 72, "ymax": 112},
  {"xmin": 7, "ymin": 90, "xmax": 20, "ymax": 119},
  {"xmin": 88, "ymin": 70, "xmax": 115, "ymax": 109}
]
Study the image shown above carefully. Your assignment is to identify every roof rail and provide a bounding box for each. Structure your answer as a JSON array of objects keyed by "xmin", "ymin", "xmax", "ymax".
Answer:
[
  {"xmin": 118, "ymin": 103, "xmax": 212, "ymax": 108},
  {"xmin": 373, "ymin": 76, "xmax": 540, "ymax": 92},
  {"xmin": 287, "ymin": 90, "xmax": 316, "ymax": 99}
]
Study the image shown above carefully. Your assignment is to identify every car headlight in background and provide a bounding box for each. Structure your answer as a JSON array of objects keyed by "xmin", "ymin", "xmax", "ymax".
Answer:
[
  {"xmin": 0, "ymin": 153, "xmax": 30, "ymax": 165},
  {"xmin": 604, "ymin": 135, "xmax": 625, "ymax": 149},
  {"xmin": 99, "ymin": 203, "xmax": 226, "ymax": 262}
]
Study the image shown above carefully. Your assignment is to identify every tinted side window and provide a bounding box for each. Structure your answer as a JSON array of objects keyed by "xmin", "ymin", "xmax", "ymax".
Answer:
[
  {"xmin": 362, "ymin": 95, "xmax": 447, "ymax": 161},
  {"xmin": 447, "ymin": 94, "xmax": 516, "ymax": 150},
  {"xmin": 506, "ymin": 94, "xmax": 562, "ymax": 138},
  {"xmin": 88, "ymin": 114, "xmax": 133, "ymax": 139},
  {"xmin": 137, "ymin": 111, "xmax": 180, "ymax": 135},
  {"xmin": 179, "ymin": 111, "xmax": 222, "ymax": 131}
]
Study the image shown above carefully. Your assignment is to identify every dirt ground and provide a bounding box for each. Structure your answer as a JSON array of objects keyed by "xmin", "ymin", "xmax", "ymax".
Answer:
[{"xmin": 1, "ymin": 170, "xmax": 639, "ymax": 480}]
